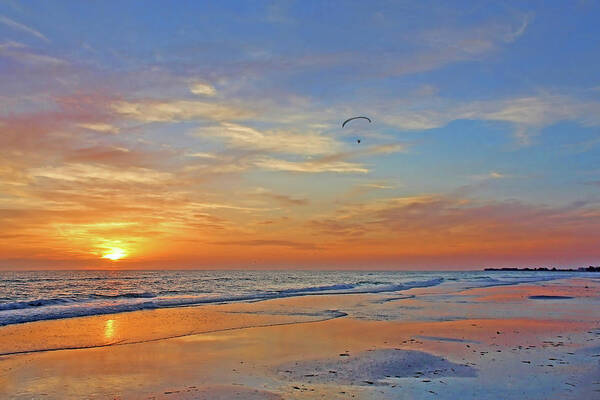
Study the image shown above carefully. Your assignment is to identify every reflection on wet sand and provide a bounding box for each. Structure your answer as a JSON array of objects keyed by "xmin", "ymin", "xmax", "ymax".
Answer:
[{"xmin": 104, "ymin": 319, "xmax": 115, "ymax": 340}]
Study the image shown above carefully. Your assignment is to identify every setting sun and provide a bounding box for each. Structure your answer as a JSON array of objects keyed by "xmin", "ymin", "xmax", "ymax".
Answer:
[{"xmin": 102, "ymin": 248, "xmax": 126, "ymax": 261}]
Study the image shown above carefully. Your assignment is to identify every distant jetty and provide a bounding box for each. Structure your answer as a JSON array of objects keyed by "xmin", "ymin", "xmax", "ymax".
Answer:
[{"xmin": 484, "ymin": 266, "xmax": 600, "ymax": 272}]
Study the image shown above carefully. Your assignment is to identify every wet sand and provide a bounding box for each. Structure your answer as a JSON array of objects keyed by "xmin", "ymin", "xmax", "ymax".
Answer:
[{"xmin": 1, "ymin": 277, "xmax": 599, "ymax": 399}]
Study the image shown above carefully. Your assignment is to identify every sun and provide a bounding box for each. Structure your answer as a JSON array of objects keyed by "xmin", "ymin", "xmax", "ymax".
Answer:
[{"xmin": 102, "ymin": 247, "xmax": 126, "ymax": 261}]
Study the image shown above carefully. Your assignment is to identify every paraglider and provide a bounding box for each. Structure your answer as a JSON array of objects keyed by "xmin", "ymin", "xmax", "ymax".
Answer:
[
  {"xmin": 341, "ymin": 116, "xmax": 371, "ymax": 128},
  {"xmin": 342, "ymin": 116, "xmax": 371, "ymax": 144}
]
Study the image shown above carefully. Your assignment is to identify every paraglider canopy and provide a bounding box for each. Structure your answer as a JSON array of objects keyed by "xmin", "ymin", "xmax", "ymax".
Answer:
[{"xmin": 342, "ymin": 116, "xmax": 371, "ymax": 128}]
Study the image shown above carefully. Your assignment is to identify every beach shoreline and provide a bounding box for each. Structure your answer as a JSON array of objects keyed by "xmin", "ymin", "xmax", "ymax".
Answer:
[{"xmin": 1, "ymin": 276, "xmax": 599, "ymax": 399}]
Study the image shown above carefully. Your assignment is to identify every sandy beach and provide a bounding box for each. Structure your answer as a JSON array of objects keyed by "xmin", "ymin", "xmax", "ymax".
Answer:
[{"xmin": 1, "ymin": 276, "xmax": 599, "ymax": 399}]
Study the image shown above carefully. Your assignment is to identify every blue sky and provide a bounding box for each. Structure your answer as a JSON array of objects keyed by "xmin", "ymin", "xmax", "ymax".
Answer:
[{"xmin": 0, "ymin": 0, "xmax": 599, "ymax": 268}]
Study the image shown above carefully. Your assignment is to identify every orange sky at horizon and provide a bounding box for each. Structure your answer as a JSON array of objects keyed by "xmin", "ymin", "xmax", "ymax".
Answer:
[{"xmin": 2, "ymin": 192, "xmax": 598, "ymax": 269}]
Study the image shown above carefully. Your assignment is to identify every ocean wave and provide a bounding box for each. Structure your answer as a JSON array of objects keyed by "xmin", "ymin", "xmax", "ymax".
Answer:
[
  {"xmin": 0, "ymin": 298, "xmax": 74, "ymax": 311},
  {"xmin": 0, "ymin": 292, "xmax": 158, "ymax": 311},
  {"xmin": 0, "ymin": 277, "xmax": 444, "ymax": 326},
  {"xmin": 91, "ymin": 292, "xmax": 157, "ymax": 299},
  {"xmin": 276, "ymin": 283, "xmax": 356, "ymax": 294}
]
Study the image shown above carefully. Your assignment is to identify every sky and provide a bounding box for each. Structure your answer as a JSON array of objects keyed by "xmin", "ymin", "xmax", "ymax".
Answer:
[{"xmin": 1, "ymin": 0, "xmax": 599, "ymax": 269}]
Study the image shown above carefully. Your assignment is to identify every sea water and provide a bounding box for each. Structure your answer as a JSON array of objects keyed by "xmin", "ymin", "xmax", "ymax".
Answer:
[{"xmin": 0, "ymin": 269, "xmax": 582, "ymax": 326}]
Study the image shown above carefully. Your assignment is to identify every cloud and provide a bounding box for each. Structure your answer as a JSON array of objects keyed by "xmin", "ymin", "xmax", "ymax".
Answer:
[
  {"xmin": 62, "ymin": 146, "xmax": 164, "ymax": 168},
  {"xmin": 471, "ymin": 171, "xmax": 507, "ymax": 181},
  {"xmin": 190, "ymin": 81, "xmax": 217, "ymax": 96},
  {"xmin": 484, "ymin": 97, "xmax": 572, "ymax": 125},
  {"xmin": 308, "ymin": 194, "xmax": 600, "ymax": 260},
  {"xmin": 182, "ymin": 156, "xmax": 252, "ymax": 175},
  {"xmin": 185, "ymin": 152, "xmax": 218, "ymax": 159},
  {"xmin": 77, "ymin": 122, "xmax": 119, "ymax": 134},
  {"xmin": 344, "ymin": 181, "xmax": 397, "ymax": 198},
  {"xmin": 265, "ymin": 1, "xmax": 295, "ymax": 24},
  {"xmin": 212, "ymin": 239, "xmax": 319, "ymax": 250},
  {"xmin": 204, "ymin": 141, "xmax": 407, "ymax": 175},
  {"xmin": 0, "ymin": 41, "xmax": 66, "ymax": 66},
  {"xmin": 380, "ymin": 94, "xmax": 600, "ymax": 146},
  {"xmin": 504, "ymin": 13, "xmax": 532, "ymax": 42},
  {"xmin": 29, "ymin": 163, "xmax": 173, "ymax": 184},
  {"xmin": 112, "ymin": 100, "xmax": 252, "ymax": 123},
  {"xmin": 0, "ymin": 15, "xmax": 49, "ymax": 42},
  {"xmin": 195, "ymin": 122, "xmax": 340, "ymax": 155},
  {"xmin": 385, "ymin": 14, "xmax": 531, "ymax": 77},
  {"xmin": 413, "ymin": 84, "xmax": 439, "ymax": 97},
  {"xmin": 318, "ymin": 143, "xmax": 408, "ymax": 162},
  {"xmin": 380, "ymin": 111, "xmax": 449, "ymax": 131},
  {"xmin": 0, "ymin": 40, "xmax": 24, "ymax": 50},
  {"xmin": 562, "ymin": 135, "xmax": 600, "ymax": 154},
  {"xmin": 254, "ymin": 157, "xmax": 368, "ymax": 173},
  {"xmin": 254, "ymin": 143, "xmax": 406, "ymax": 174},
  {"xmin": 481, "ymin": 95, "xmax": 600, "ymax": 145},
  {"xmin": 186, "ymin": 202, "xmax": 267, "ymax": 212},
  {"xmin": 186, "ymin": 14, "xmax": 531, "ymax": 84},
  {"xmin": 250, "ymin": 187, "xmax": 309, "ymax": 206},
  {"xmin": 361, "ymin": 183, "xmax": 394, "ymax": 189}
]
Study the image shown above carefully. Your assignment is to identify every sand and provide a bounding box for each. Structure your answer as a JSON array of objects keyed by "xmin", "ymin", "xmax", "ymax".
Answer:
[{"xmin": 1, "ymin": 277, "xmax": 599, "ymax": 399}]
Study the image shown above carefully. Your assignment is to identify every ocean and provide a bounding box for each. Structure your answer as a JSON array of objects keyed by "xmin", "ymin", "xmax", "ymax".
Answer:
[{"xmin": 0, "ymin": 269, "xmax": 581, "ymax": 326}]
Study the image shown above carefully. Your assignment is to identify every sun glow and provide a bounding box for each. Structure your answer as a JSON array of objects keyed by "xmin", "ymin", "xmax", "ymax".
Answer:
[{"xmin": 102, "ymin": 247, "xmax": 126, "ymax": 261}]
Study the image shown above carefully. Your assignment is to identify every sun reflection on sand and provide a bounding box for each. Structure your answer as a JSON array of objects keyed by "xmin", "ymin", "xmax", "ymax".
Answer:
[{"xmin": 104, "ymin": 319, "xmax": 115, "ymax": 339}]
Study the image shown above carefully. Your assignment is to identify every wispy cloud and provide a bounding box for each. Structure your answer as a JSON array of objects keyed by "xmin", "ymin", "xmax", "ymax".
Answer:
[
  {"xmin": 315, "ymin": 143, "xmax": 409, "ymax": 163},
  {"xmin": 189, "ymin": 81, "xmax": 217, "ymax": 97},
  {"xmin": 380, "ymin": 94, "xmax": 600, "ymax": 146},
  {"xmin": 212, "ymin": 239, "xmax": 319, "ymax": 250},
  {"xmin": 0, "ymin": 40, "xmax": 65, "ymax": 65},
  {"xmin": 77, "ymin": 123, "xmax": 120, "ymax": 134},
  {"xmin": 254, "ymin": 157, "xmax": 368, "ymax": 174},
  {"xmin": 185, "ymin": 201, "xmax": 269, "ymax": 212},
  {"xmin": 360, "ymin": 183, "xmax": 394, "ymax": 190},
  {"xmin": 265, "ymin": 1, "xmax": 295, "ymax": 24},
  {"xmin": 562, "ymin": 135, "xmax": 600, "ymax": 154},
  {"xmin": 182, "ymin": 138, "xmax": 407, "ymax": 175},
  {"xmin": 112, "ymin": 100, "xmax": 252, "ymax": 123},
  {"xmin": 504, "ymin": 13, "xmax": 532, "ymax": 42},
  {"xmin": 195, "ymin": 122, "xmax": 340, "ymax": 155},
  {"xmin": 253, "ymin": 143, "xmax": 407, "ymax": 174},
  {"xmin": 471, "ymin": 171, "xmax": 508, "ymax": 181},
  {"xmin": 185, "ymin": 152, "xmax": 218, "ymax": 159},
  {"xmin": 385, "ymin": 14, "xmax": 531, "ymax": 77},
  {"xmin": 29, "ymin": 164, "xmax": 173, "ymax": 184},
  {"xmin": 308, "ymin": 194, "xmax": 600, "ymax": 262},
  {"xmin": 249, "ymin": 187, "xmax": 309, "ymax": 206},
  {"xmin": 0, "ymin": 15, "xmax": 49, "ymax": 42}
]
